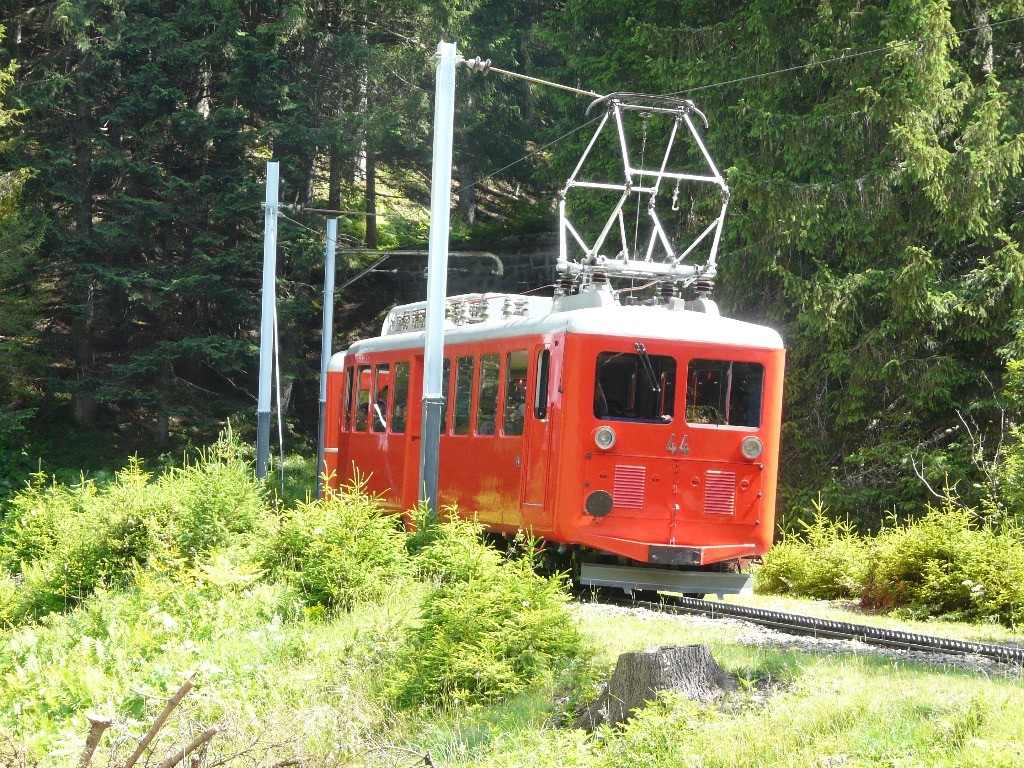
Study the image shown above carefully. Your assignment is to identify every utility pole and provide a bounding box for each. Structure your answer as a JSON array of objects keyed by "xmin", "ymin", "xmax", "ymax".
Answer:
[
  {"xmin": 419, "ymin": 41, "xmax": 458, "ymax": 515},
  {"xmin": 256, "ymin": 161, "xmax": 280, "ymax": 479},
  {"xmin": 316, "ymin": 218, "xmax": 338, "ymax": 498}
]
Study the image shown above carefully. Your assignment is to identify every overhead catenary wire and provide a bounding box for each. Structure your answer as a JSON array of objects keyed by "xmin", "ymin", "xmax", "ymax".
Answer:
[
  {"xmin": 283, "ymin": 205, "xmax": 426, "ymax": 219},
  {"xmin": 466, "ymin": 116, "xmax": 604, "ymax": 192},
  {"xmin": 461, "ymin": 13, "xmax": 1024, "ymax": 187},
  {"xmin": 278, "ymin": 211, "xmax": 369, "ymax": 252},
  {"xmin": 279, "ymin": 209, "xmax": 435, "ymax": 252},
  {"xmin": 274, "ymin": 14, "xmax": 1024, "ymax": 244},
  {"xmin": 664, "ymin": 13, "xmax": 1024, "ymax": 97}
]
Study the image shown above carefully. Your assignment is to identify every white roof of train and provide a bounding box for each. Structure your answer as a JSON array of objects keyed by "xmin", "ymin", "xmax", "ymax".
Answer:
[{"xmin": 329, "ymin": 291, "xmax": 783, "ymax": 371}]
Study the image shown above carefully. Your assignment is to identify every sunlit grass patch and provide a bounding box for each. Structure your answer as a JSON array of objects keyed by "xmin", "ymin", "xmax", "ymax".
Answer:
[{"xmin": 480, "ymin": 605, "xmax": 1024, "ymax": 768}]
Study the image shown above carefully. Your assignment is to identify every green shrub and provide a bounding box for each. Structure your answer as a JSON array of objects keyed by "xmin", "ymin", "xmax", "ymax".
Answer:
[
  {"xmin": 756, "ymin": 500, "xmax": 867, "ymax": 599},
  {"xmin": 266, "ymin": 483, "xmax": 411, "ymax": 610},
  {"xmin": 407, "ymin": 506, "xmax": 505, "ymax": 584},
  {"xmin": 863, "ymin": 499, "xmax": 1024, "ymax": 625},
  {"xmin": 157, "ymin": 437, "xmax": 269, "ymax": 559},
  {"xmin": 0, "ymin": 432, "xmax": 270, "ymax": 625},
  {"xmin": 395, "ymin": 524, "xmax": 584, "ymax": 708},
  {"xmin": 0, "ymin": 459, "xmax": 158, "ymax": 622},
  {"xmin": 0, "ymin": 571, "xmax": 21, "ymax": 626}
]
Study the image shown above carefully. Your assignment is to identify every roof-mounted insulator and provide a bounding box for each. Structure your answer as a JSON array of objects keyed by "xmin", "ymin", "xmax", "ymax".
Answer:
[
  {"xmin": 556, "ymin": 274, "xmax": 577, "ymax": 297},
  {"xmin": 693, "ymin": 278, "xmax": 714, "ymax": 298}
]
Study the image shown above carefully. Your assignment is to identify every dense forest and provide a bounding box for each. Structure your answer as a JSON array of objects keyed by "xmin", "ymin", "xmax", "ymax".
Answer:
[{"xmin": 1, "ymin": 0, "xmax": 1023, "ymax": 527}]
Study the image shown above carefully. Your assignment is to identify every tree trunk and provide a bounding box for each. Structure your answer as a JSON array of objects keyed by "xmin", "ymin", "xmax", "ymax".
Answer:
[
  {"xmin": 458, "ymin": 162, "xmax": 476, "ymax": 225},
  {"xmin": 975, "ymin": 6, "xmax": 994, "ymax": 75},
  {"xmin": 573, "ymin": 645, "xmax": 738, "ymax": 730},
  {"xmin": 365, "ymin": 147, "xmax": 378, "ymax": 248},
  {"xmin": 154, "ymin": 360, "xmax": 172, "ymax": 447},
  {"xmin": 328, "ymin": 140, "xmax": 343, "ymax": 211},
  {"xmin": 72, "ymin": 74, "xmax": 97, "ymax": 427}
]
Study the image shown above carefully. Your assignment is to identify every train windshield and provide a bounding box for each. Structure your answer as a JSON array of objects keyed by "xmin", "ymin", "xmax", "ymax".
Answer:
[
  {"xmin": 686, "ymin": 360, "xmax": 764, "ymax": 428},
  {"xmin": 594, "ymin": 351, "xmax": 676, "ymax": 422}
]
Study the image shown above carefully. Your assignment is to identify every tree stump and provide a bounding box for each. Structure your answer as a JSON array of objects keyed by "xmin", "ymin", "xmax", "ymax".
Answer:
[{"xmin": 573, "ymin": 644, "xmax": 737, "ymax": 730}]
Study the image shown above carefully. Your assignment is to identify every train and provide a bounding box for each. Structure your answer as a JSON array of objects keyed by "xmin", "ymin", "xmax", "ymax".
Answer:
[
  {"xmin": 323, "ymin": 286, "xmax": 784, "ymax": 595},
  {"xmin": 324, "ymin": 93, "xmax": 785, "ymax": 595}
]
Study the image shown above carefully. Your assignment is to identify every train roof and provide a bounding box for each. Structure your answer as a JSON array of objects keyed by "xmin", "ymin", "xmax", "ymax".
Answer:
[{"xmin": 329, "ymin": 291, "xmax": 783, "ymax": 370}]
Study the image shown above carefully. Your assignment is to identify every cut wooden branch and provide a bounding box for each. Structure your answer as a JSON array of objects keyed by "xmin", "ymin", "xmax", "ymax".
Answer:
[
  {"xmin": 573, "ymin": 644, "xmax": 738, "ymax": 730},
  {"xmin": 123, "ymin": 671, "xmax": 196, "ymax": 768},
  {"xmin": 187, "ymin": 739, "xmax": 210, "ymax": 768},
  {"xmin": 78, "ymin": 714, "xmax": 113, "ymax": 768},
  {"xmin": 155, "ymin": 727, "xmax": 218, "ymax": 768}
]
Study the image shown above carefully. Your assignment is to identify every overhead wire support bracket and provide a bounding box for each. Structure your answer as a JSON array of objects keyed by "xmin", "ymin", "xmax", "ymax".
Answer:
[{"xmin": 461, "ymin": 56, "xmax": 601, "ymax": 99}]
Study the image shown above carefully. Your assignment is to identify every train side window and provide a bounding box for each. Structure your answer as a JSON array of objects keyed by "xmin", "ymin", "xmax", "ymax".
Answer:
[
  {"xmin": 534, "ymin": 349, "xmax": 550, "ymax": 420},
  {"xmin": 342, "ymin": 367, "xmax": 354, "ymax": 431},
  {"xmin": 372, "ymin": 364, "xmax": 390, "ymax": 433},
  {"xmin": 594, "ymin": 351, "xmax": 676, "ymax": 422},
  {"xmin": 442, "ymin": 358, "xmax": 451, "ymax": 432},
  {"xmin": 477, "ymin": 354, "xmax": 500, "ymax": 435},
  {"xmin": 391, "ymin": 362, "xmax": 409, "ymax": 434},
  {"xmin": 454, "ymin": 356, "xmax": 474, "ymax": 435},
  {"xmin": 354, "ymin": 365, "xmax": 371, "ymax": 431},
  {"xmin": 686, "ymin": 360, "xmax": 764, "ymax": 428},
  {"xmin": 504, "ymin": 350, "xmax": 528, "ymax": 436}
]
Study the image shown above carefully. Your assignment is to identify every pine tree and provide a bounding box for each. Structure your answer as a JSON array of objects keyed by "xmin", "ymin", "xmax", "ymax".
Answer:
[
  {"xmin": 4, "ymin": 1, "xmax": 313, "ymax": 444},
  {"xmin": 0, "ymin": 34, "xmax": 44, "ymax": 448}
]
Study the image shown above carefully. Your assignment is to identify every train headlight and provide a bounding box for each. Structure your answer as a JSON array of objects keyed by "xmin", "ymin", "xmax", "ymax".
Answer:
[
  {"xmin": 585, "ymin": 490, "xmax": 614, "ymax": 517},
  {"xmin": 741, "ymin": 436, "xmax": 763, "ymax": 460},
  {"xmin": 594, "ymin": 425, "xmax": 616, "ymax": 450}
]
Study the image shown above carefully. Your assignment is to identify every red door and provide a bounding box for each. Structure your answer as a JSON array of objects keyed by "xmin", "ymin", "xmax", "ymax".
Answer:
[{"xmin": 520, "ymin": 343, "xmax": 554, "ymax": 533}]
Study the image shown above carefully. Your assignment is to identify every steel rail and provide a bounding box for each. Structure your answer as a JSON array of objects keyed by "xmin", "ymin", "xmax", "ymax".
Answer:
[{"xmin": 599, "ymin": 595, "xmax": 1024, "ymax": 665}]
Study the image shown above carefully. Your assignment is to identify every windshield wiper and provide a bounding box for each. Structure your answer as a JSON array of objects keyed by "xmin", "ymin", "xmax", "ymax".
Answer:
[{"xmin": 634, "ymin": 342, "xmax": 661, "ymax": 394}]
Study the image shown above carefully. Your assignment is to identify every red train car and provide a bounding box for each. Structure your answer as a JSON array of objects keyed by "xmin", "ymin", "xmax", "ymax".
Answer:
[{"xmin": 324, "ymin": 286, "xmax": 784, "ymax": 595}]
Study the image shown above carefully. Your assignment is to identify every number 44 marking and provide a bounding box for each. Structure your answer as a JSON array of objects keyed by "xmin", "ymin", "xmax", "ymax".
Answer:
[{"xmin": 666, "ymin": 434, "xmax": 689, "ymax": 456}]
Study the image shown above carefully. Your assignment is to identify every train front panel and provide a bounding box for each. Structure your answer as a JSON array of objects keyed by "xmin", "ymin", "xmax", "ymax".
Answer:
[{"xmin": 552, "ymin": 331, "xmax": 784, "ymax": 568}]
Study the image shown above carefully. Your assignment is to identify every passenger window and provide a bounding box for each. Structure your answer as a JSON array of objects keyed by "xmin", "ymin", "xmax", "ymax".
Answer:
[
  {"xmin": 534, "ymin": 349, "xmax": 550, "ymax": 420},
  {"xmin": 454, "ymin": 356, "xmax": 474, "ymax": 435},
  {"xmin": 372, "ymin": 364, "xmax": 390, "ymax": 433},
  {"xmin": 391, "ymin": 362, "xmax": 409, "ymax": 434},
  {"xmin": 354, "ymin": 365, "xmax": 371, "ymax": 431},
  {"xmin": 477, "ymin": 354, "xmax": 500, "ymax": 435},
  {"xmin": 504, "ymin": 350, "xmax": 528, "ymax": 436},
  {"xmin": 686, "ymin": 360, "xmax": 764, "ymax": 428},
  {"xmin": 593, "ymin": 350, "xmax": 676, "ymax": 423},
  {"xmin": 342, "ymin": 367, "xmax": 354, "ymax": 431}
]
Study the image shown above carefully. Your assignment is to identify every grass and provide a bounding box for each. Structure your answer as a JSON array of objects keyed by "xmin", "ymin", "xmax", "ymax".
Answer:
[
  {"xmin": 0, "ymin": 574, "xmax": 421, "ymax": 764},
  {"xmin": 471, "ymin": 604, "xmax": 1024, "ymax": 768},
  {"xmin": 3, "ymin": 568, "xmax": 1024, "ymax": 767},
  {"xmin": 2, "ymin": 440, "xmax": 1024, "ymax": 767}
]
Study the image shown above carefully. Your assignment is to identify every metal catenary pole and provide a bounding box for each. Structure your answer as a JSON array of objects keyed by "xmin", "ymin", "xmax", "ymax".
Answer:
[
  {"xmin": 419, "ymin": 41, "xmax": 458, "ymax": 516},
  {"xmin": 256, "ymin": 161, "xmax": 280, "ymax": 479},
  {"xmin": 316, "ymin": 218, "xmax": 338, "ymax": 498}
]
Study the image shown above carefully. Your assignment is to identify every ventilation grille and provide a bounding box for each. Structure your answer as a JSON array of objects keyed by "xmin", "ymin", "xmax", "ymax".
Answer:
[
  {"xmin": 613, "ymin": 465, "xmax": 646, "ymax": 509},
  {"xmin": 703, "ymin": 470, "xmax": 736, "ymax": 515}
]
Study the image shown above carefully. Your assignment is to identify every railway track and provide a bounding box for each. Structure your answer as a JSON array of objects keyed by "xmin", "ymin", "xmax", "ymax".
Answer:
[{"xmin": 595, "ymin": 594, "xmax": 1024, "ymax": 666}]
